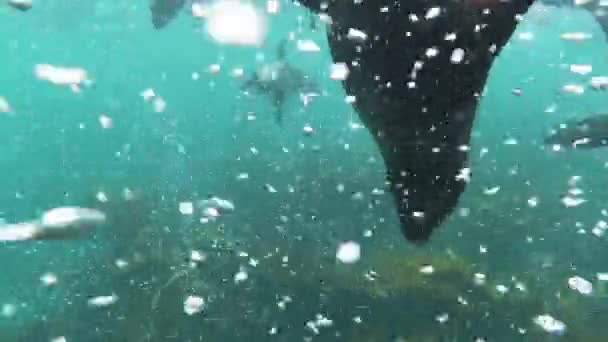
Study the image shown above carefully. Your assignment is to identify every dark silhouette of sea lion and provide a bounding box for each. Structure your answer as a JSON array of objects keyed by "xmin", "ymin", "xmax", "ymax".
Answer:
[
  {"xmin": 240, "ymin": 39, "xmax": 319, "ymax": 125},
  {"xmin": 150, "ymin": 0, "xmax": 186, "ymax": 29},
  {"xmin": 149, "ymin": 0, "xmax": 597, "ymax": 243},
  {"xmin": 545, "ymin": 114, "xmax": 608, "ymax": 149}
]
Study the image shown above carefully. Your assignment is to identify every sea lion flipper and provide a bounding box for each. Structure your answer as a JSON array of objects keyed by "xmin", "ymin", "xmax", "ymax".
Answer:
[
  {"xmin": 322, "ymin": 0, "xmax": 534, "ymax": 242},
  {"xmin": 150, "ymin": 0, "xmax": 186, "ymax": 29}
]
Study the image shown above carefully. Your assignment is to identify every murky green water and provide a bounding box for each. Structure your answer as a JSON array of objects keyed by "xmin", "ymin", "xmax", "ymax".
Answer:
[{"xmin": 1, "ymin": 1, "xmax": 607, "ymax": 341}]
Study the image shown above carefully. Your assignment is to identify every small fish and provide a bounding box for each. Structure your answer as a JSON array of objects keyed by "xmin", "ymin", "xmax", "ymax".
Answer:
[
  {"xmin": 0, "ymin": 207, "xmax": 106, "ymax": 241},
  {"xmin": 240, "ymin": 39, "xmax": 319, "ymax": 125},
  {"xmin": 545, "ymin": 114, "xmax": 608, "ymax": 149},
  {"xmin": 8, "ymin": 0, "xmax": 32, "ymax": 11}
]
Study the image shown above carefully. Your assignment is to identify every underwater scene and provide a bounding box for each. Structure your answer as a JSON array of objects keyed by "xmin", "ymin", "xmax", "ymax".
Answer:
[{"xmin": 1, "ymin": 0, "xmax": 608, "ymax": 341}]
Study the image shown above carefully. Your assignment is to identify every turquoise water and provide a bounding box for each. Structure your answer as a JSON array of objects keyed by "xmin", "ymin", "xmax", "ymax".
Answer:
[{"xmin": 1, "ymin": 1, "xmax": 607, "ymax": 341}]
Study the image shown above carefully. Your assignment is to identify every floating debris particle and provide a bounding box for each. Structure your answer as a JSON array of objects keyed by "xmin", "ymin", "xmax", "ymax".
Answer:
[
  {"xmin": 567, "ymin": 276, "xmax": 593, "ymax": 295},
  {"xmin": 306, "ymin": 314, "xmax": 334, "ymax": 335},
  {"xmin": 569, "ymin": 64, "xmax": 592, "ymax": 75},
  {"xmin": 199, "ymin": 196, "xmax": 235, "ymax": 214},
  {"xmin": 316, "ymin": 315, "xmax": 333, "ymax": 327},
  {"xmin": 115, "ymin": 259, "xmax": 129, "ymax": 269},
  {"xmin": 179, "ymin": 202, "xmax": 194, "ymax": 215},
  {"xmin": 592, "ymin": 222, "xmax": 606, "ymax": 237},
  {"xmin": 208, "ymin": 63, "xmax": 221, "ymax": 74},
  {"xmin": 277, "ymin": 295, "xmax": 291, "ymax": 310},
  {"xmin": 95, "ymin": 191, "xmax": 108, "ymax": 203},
  {"xmin": 458, "ymin": 207, "xmax": 470, "ymax": 217},
  {"xmin": 1, "ymin": 304, "xmax": 16, "ymax": 317},
  {"xmin": 122, "ymin": 188, "xmax": 135, "ymax": 201},
  {"xmin": 330, "ymin": 63, "xmax": 349, "ymax": 80},
  {"xmin": 336, "ymin": 241, "xmax": 361, "ymax": 264},
  {"xmin": 364, "ymin": 270, "xmax": 379, "ymax": 281},
  {"xmin": 40, "ymin": 273, "xmax": 58, "ymax": 286},
  {"xmin": 514, "ymin": 281, "xmax": 527, "ymax": 292},
  {"xmin": 425, "ymin": 47, "xmax": 439, "ymax": 58},
  {"xmin": 568, "ymin": 175, "xmax": 582, "ymax": 187},
  {"xmin": 205, "ymin": 0, "xmax": 268, "ymax": 46},
  {"xmin": 496, "ymin": 284, "xmax": 509, "ymax": 294},
  {"xmin": 435, "ymin": 313, "xmax": 449, "ymax": 324},
  {"xmin": 183, "ymin": 295, "xmax": 205, "ymax": 315},
  {"xmin": 347, "ymin": 28, "xmax": 367, "ymax": 41},
  {"xmin": 35, "ymin": 64, "xmax": 89, "ymax": 87},
  {"xmin": 352, "ymin": 191, "xmax": 365, "ymax": 201},
  {"xmin": 527, "ymin": 197, "xmax": 539, "ymax": 208},
  {"xmin": 591, "ymin": 76, "xmax": 608, "ymax": 90},
  {"xmin": 455, "ymin": 167, "xmax": 471, "ymax": 182},
  {"xmin": 191, "ymin": 2, "xmax": 207, "ymax": 17},
  {"xmin": 597, "ymin": 273, "xmax": 608, "ymax": 281},
  {"xmin": 267, "ymin": 0, "xmax": 279, "ymax": 14},
  {"xmin": 98, "ymin": 114, "xmax": 113, "ymax": 129},
  {"xmin": 190, "ymin": 250, "xmax": 206, "ymax": 263},
  {"xmin": 561, "ymin": 196, "xmax": 586, "ymax": 208},
  {"xmin": 50, "ymin": 337, "xmax": 67, "ymax": 342},
  {"xmin": 303, "ymin": 124, "xmax": 314, "ymax": 135},
  {"xmin": 560, "ymin": 32, "xmax": 592, "ymax": 41},
  {"xmin": 533, "ymin": 314, "xmax": 567, "ymax": 335},
  {"xmin": 425, "ymin": 7, "xmax": 440, "ymax": 19},
  {"xmin": 545, "ymin": 104, "xmax": 557, "ymax": 113},
  {"xmin": 234, "ymin": 268, "xmax": 248, "ymax": 283},
  {"xmin": 152, "ymin": 97, "xmax": 166, "ymax": 113},
  {"xmin": 297, "ymin": 40, "xmax": 321, "ymax": 52},
  {"xmin": 474, "ymin": 273, "xmax": 486, "ymax": 285},
  {"xmin": 371, "ymin": 188, "xmax": 384, "ymax": 196},
  {"xmin": 305, "ymin": 321, "xmax": 318, "ymax": 334},
  {"xmin": 483, "ymin": 186, "xmax": 500, "ymax": 195},
  {"xmin": 232, "ymin": 67, "xmax": 244, "ymax": 78},
  {"xmin": 450, "ymin": 48, "xmax": 465, "ymax": 64},
  {"xmin": 140, "ymin": 88, "xmax": 156, "ymax": 101},
  {"xmin": 419, "ymin": 265, "xmax": 434, "ymax": 274},
  {"xmin": 264, "ymin": 184, "xmax": 278, "ymax": 193},
  {"xmin": 562, "ymin": 84, "xmax": 585, "ymax": 95},
  {"xmin": 518, "ymin": 32, "xmax": 534, "ymax": 41},
  {"xmin": 203, "ymin": 207, "xmax": 220, "ymax": 218},
  {"xmin": 8, "ymin": 0, "xmax": 32, "ymax": 11},
  {"xmin": 412, "ymin": 211, "xmax": 425, "ymax": 219},
  {"xmin": 87, "ymin": 294, "xmax": 118, "ymax": 308},
  {"xmin": 336, "ymin": 183, "xmax": 345, "ymax": 193},
  {"xmin": 0, "ymin": 96, "xmax": 11, "ymax": 113}
]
